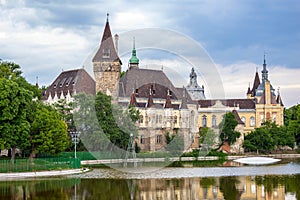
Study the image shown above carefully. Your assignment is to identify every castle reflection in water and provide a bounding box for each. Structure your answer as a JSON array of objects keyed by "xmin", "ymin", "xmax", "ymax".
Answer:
[
  {"xmin": 0, "ymin": 175, "xmax": 298, "ymax": 199},
  {"xmin": 135, "ymin": 176, "xmax": 287, "ymax": 200}
]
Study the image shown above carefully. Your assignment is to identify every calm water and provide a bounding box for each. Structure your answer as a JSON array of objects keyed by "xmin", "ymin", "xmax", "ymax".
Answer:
[{"xmin": 1, "ymin": 160, "xmax": 300, "ymax": 200}]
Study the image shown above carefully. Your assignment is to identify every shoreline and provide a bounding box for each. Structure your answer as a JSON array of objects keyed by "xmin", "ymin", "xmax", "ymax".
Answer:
[{"xmin": 0, "ymin": 168, "xmax": 89, "ymax": 180}]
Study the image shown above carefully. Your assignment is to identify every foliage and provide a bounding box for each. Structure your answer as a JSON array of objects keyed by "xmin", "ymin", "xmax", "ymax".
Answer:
[
  {"xmin": 219, "ymin": 177, "xmax": 241, "ymax": 200},
  {"xmin": 165, "ymin": 133, "xmax": 184, "ymax": 156},
  {"xmin": 219, "ymin": 112, "xmax": 241, "ymax": 145},
  {"xmin": 0, "ymin": 78, "xmax": 33, "ymax": 160},
  {"xmin": 199, "ymin": 127, "xmax": 216, "ymax": 152},
  {"xmin": 244, "ymin": 121, "xmax": 295, "ymax": 153},
  {"xmin": 206, "ymin": 149, "xmax": 227, "ymax": 159},
  {"xmin": 285, "ymin": 104, "xmax": 300, "ymax": 145},
  {"xmin": 29, "ymin": 103, "xmax": 70, "ymax": 158},
  {"xmin": 73, "ymin": 92, "xmax": 139, "ymax": 153}
]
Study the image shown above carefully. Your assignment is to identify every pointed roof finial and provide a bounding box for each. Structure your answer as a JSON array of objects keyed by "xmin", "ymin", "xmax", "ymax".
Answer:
[
  {"xmin": 106, "ymin": 13, "xmax": 109, "ymax": 22},
  {"xmin": 133, "ymin": 36, "xmax": 135, "ymax": 50},
  {"xmin": 264, "ymin": 52, "xmax": 266, "ymax": 65}
]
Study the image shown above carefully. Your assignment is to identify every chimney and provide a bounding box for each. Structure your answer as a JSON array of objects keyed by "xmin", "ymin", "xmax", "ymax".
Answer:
[{"xmin": 114, "ymin": 34, "xmax": 119, "ymax": 55}]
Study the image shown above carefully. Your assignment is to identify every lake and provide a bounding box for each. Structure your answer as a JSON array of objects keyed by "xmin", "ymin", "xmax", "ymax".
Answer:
[{"xmin": 1, "ymin": 159, "xmax": 300, "ymax": 199}]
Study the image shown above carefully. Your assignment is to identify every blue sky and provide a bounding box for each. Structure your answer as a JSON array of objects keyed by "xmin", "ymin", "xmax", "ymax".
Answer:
[{"xmin": 0, "ymin": 0, "xmax": 299, "ymax": 107}]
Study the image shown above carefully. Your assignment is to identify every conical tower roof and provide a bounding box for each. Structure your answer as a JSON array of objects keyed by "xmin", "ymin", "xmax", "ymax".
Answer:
[{"xmin": 93, "ymin": 14, "xmax": 121, "ymax": 64}]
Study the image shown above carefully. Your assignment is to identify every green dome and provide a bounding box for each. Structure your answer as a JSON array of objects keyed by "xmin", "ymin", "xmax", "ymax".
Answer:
[{"xmin": 129, "ymin": 49, "xmax": 139, "ymax": 64}]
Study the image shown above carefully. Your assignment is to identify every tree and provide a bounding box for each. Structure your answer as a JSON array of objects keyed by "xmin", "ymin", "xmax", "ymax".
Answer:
[
  {"xmin": 219, "ymin": 112, "xmax": 241, "ymax": 145},
  {"xmin": 29, "ymin": 103, "xmax": 70, "ymax": 159},
  {"xmin": 244, "ymin": 121, "xmax": 295, "ymax": 153},
  {"xmin": 199, "ymin": 127, "xmax": 216, "ymax": 153},
  {"xmin": 285, "ymin": 104, "xmax": 300, "ymax": 145},
  {"xmin": 0, "ymin": 78, "xmax": 32, "ymax": 160}
]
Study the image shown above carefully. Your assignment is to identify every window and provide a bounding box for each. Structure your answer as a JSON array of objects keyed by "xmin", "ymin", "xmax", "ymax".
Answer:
[
  {"xmin": 102, "ymin": 49, "xmax": 110, "ymax": 58},
  {"xmin": 156, "ymin": 135, "xmax": 162, "ymax": 144},
  {"xmin": 202, "ymin": 115, "xmax": 207, "ymax": 127},
  {"xmin": 139, "ymin": 115, "xmax": 144, "ymax": 123},
  {"xmin": 241, "ymin": 117, "xmax": 246, "ymax": 124},
  {"xmin": 140, "ymin": 135, "xmax": 145, "ymax": 144},
  {"xmin": 250, "ymin": 116, "xmax": 255, "ymax": 127},
  {"xmin": 174, "ymin": 115, "xmax": 178, "ymax": 124},
  {"xmin": 212, "ymin": 115, "xmax": 217, "ymax": 127}
]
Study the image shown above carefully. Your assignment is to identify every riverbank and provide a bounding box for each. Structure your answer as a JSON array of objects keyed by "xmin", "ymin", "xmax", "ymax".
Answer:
[
  {"xmin": 0, "ymin": 168, "xmax": 89, "ymax": 180},
  {"xmin": 81, "ymin": 154, "xmax": 300, "ymax": 165}
]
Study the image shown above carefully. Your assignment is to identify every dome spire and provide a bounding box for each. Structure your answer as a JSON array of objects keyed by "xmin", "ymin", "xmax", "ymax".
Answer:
[
  {"xmin": 262, "ymin": 53, "xmax": 268, "ymax": 82},
  {"xmin": 129, "ymin": 37, "xmax": 139, "ymax": 69}
]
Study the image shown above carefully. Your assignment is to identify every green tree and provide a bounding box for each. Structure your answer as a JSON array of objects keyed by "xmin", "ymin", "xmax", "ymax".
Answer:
[
  {"xmin": 219, "ymin": 112, "xmax": 241, "ymax": 145},
  {"xmin": 199, "ymin": 127, "xmax": 216, "ymax": 153},
  {"xmin": 0, "ymin": 78, "xmax": 32, "ymax": 160},
  {"xmin": 285, "ymin": 104, "xmax": 300, "ymax": 145},
  {"xmin": 29, "ymin": 103, "xmax": 70, "ymax": 159},
  {"xmin": 243, "ymin": 121, "xmax": 294, "ymax": 153}
]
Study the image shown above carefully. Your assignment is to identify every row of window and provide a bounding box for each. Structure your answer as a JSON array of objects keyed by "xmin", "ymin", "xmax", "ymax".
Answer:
[
  {"xmin": 139, "ymin": 115, "xmax": 179, "ymax": 124},
  {"xmin": 140, "ymin": 135, "xmax": 162, "ymax": 144},
  {"xmin": 201, "ymin": 115, "xmax": 256, "ymax": 127}
]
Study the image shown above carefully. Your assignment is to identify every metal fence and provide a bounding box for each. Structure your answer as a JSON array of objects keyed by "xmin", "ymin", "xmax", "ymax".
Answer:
[{"xmin": 0, "ymin": 157, "xmax": 81, "ymax": 173}]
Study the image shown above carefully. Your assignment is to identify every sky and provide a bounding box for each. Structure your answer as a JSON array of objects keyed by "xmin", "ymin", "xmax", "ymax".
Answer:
[{"xmin": 0, "ymin": 0, "xmax": 299, "ymax": 107}]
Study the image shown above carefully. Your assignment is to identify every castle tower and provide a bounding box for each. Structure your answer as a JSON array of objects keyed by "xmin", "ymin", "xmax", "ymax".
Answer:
[
  {"xmin": 251, "ymin": 55, "xmax": 284, "ymax": 126},
  {"xmin": 93, "ymin": 14, "xmax": 122, "ymax": 95}
]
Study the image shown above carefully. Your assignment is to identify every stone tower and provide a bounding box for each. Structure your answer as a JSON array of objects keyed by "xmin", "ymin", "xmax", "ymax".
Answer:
[
  {"xmin": 93, "ymin": 14, "xmax": 122, "ymax": 95},
  {"xmin": 186, "ymin": 68, "xmax": 205, "ymax": 100}
]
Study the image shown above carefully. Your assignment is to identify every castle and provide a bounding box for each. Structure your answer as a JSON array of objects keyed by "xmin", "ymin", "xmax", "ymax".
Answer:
[{"xmin": 43, "ymin": 16, "xmax": 284, "ymax": 153}]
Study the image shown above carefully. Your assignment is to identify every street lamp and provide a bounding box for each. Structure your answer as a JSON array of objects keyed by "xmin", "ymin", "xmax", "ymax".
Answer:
[{"xmin": 70, "ymin": 130, "xmax": 80, "ymax": 158}]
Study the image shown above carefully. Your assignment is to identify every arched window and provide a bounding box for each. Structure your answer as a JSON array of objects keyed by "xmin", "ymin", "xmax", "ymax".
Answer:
[
  {"xmin": 212, "ymin": 115, "xmax": 217, "ymax": 127},
  {"xmin": 202, "ymin": 115, "xmax": 207, "ymax": 127},
  {"xmin": 250, "ymin": 116, "xmax": 255, "ymax": 127},
  {"xmin": 140, "ymin": 135, "xmax": 145, "ymax": 144},
  {"xmin": 241, "ymin": 117, "xmax": 246, "ymax": 124}
]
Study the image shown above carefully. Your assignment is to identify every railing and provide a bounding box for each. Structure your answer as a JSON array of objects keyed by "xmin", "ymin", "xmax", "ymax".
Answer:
[{"xmin": 0, "ymin": 157, "xmax": 81, "ymax": 173}]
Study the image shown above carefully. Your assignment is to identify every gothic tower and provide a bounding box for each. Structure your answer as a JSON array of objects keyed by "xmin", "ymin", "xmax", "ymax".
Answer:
[
  {"xmin": 93, "ymin": 14, "xmax": 122, "ymax": 95},
  {"xmin": 186, "ymin": 68, "xmax": 205, "ymax": 100}
]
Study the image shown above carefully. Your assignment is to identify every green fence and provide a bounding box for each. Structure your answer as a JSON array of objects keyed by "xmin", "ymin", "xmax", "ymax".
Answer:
[{"xmin": 0, "ymin": 157, "xmax": 81, "ymax": 173}]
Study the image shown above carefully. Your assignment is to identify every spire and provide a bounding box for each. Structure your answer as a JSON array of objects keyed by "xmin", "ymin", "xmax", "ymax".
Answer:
[
  {"xmin": 146, "ymin": 88, "xmax": 154, "ymax": 108},
  {"xmin": 180, "ymin": 87, "xmax": 188, "ymax": 109},
  {"xmin": 261, "ymin": 53, "xmax": 268, "ymax": 82},
  {"xmin": 129, "ymin": 37, "xmax": 139, "ymax": 69},
  {"xmin": 164, "ymin": 89, "xmax": 172, "ymax": 108},
  {"xmin": 276, "ymin": 87, "xmax": 284, "ymax": 106},
  {"xmin": 92, "ymin": 14, "xmax": 121, "ymax": 63},
  {"xmin": 129, "ymin": 90, "xmax": 138, "ymax": 107}
]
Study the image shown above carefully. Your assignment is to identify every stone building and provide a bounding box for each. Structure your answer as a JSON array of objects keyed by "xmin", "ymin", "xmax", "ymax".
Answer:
[
  {"xmin": 41, "ymin": 16, "xmax": 285, "ymax": 153},
  {"xmin": 42, "ymin": 68, "xmax": 95, "ymax": 104},
  {"xmin": 92, "ymin": 16, "xmax": 121, "ymax": 96},
  {"xmin": 117, "ymin": 41, "xmax": 199, "ymax": 152}
]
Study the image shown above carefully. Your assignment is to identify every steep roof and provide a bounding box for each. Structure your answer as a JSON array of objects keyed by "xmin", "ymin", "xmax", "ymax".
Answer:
[
  {"xmin": 249, "ymin": 72, "xmax": 260, "ymax": 96},
  {"xmin": 42, "ymin": 68, "xmax": 95, "ymax": 100},
  {"xmin": 232, "ymin": 110, "xmax": 245, "ymax": 125},
  {"xmin": 119, "ymin": 68, "xmax": 184, "ymax": 99},
  {"xmin": 92, "ymin": 19, "xmax": 121, "ymax": 63}
]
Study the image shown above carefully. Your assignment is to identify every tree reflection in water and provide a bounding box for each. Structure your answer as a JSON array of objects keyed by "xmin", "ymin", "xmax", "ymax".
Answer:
[{"xmin": 0, "ymin": 175, "xmax": 299, "ymax": 199}]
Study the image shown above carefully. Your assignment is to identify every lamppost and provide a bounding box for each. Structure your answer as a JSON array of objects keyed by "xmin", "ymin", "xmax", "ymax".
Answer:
[{"xmin": 70, "ymin": 130, "xmax": 80, "ymax": 158}]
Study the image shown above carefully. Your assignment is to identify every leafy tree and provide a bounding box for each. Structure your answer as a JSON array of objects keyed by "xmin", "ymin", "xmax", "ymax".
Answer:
[
  {"xmin": 29, "ymin": 103, "xmax": 70, "ymax": 159},
  {"xmin": 244, "ymin": 121, "xmax": 295, "ymax": 153},
  {"xmin": 165, "ymin": 131, "xmax": 184, "ymax": 156},
  {"xmin": 199, "ymin": 127, "xmax": 216, "ymax": 153},
  {"xmin": 285, "ymin": 104, "xmax": 300, "ymax": 145},
  {"xmin": 219, "ymin": 112, "xmax": 241, "ymax": 145},
  {"xmin": 0, "ymin": 78, "xmax": 32, "ymax": 160}
]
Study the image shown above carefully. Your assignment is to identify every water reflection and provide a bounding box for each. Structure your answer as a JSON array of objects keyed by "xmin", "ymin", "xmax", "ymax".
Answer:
[{"xmin": 0, "ymin": 175, "xmax": 299, "ymax": 199}]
